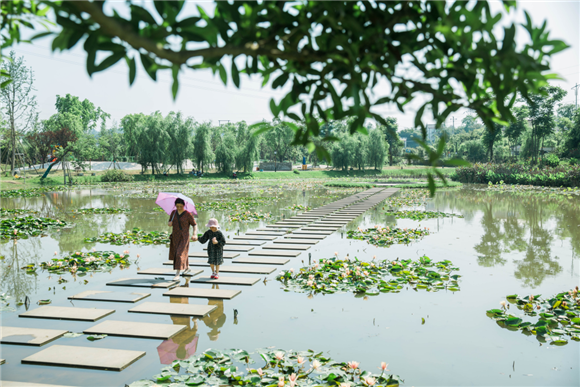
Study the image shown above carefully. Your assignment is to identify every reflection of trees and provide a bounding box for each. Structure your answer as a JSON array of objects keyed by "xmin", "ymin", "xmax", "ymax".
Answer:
[
  {"xmin": 432, "ymin": 187, "xmax": 571, "ymax": 288},
  {"xmin": 0, "ymin": 241, "xmax": 39, "ymax": 301}
]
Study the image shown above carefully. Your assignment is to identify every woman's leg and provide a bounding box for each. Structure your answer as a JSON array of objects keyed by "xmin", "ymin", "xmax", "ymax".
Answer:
[{"xmin": 173, "ymin": 270, "xmax": 181, "ymax": 280}]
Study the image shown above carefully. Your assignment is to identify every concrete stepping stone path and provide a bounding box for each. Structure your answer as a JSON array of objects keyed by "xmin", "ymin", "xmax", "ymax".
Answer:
[
  {"xmin": 83, "ymin": 320, "xmax": 186, "ymax": 339},
  {"xmin": 164, "ymin": 260, "xmax": 276, "ymax": 274},
  {"xmin": 128, "ymin": 301, "xmax": 216, "ymax": 317},
  {"xmin": 291, "ymin": 230, "xmax": 334, "ymax": 235},
  {"xmin": 68, "ymin": 290, "xmax": 150, "ymax": 303},
  {"xmin": 233, "ymin": 235, "xmax": 277, "ymax": 241},
  {"xmin": 190, "ymin": 276, "xmax": 260, "ymax": 286},
  {"xmin": 227, "ymin": 239, "xmax": 266, "ymax": 245},
  {"xmin": 163, "ymin": 287, "xmax": 241, "ymax": 299},
  {"xmin": 1, "ymin": 327, "xmax": 68, "ymax": 346},
  {"xmin": 233, "ymin": 257, "xmax": 290, "ymax": 265},
  {"xmin": 273, "ymin": 238, "xmax": 318, "ymax": 245},
  {"xmin": 265, "ymin": 224, "xmax": 300, "ymax": 229},
  {"xmin": 137, "ymin": 268, "xmax": 203, "ymax": 277},
  {"xmin": 263, "ymin": 243, "xmax": 311, "ymax": 250},
  {"xmin": 106, "ymin": 277, "xmax": 180, "ymax": 288},
  {"xmin": 190, "ymin": 252, "xmax": 239, "ymax": 258},
  {"xmin": 249, "ymin": 250, "xmax": 301, "ymax": 257},
  {"xmin": 203, "ymin": 245, "xmax": 254, "ymax": 252},
  {"xmin": 21, "ymin": 345, "xmax": 145, "ymax": 371},
  {"xmin": 19, "ymin": 306, "xmax": 114, "ymax": 322},
  {"xmin": 285, "ymin": 234, "xmax": 327, "ymax": 239},
  {"xmin": 246, "ymin": 231, "xmax": 286, "ymax": 236}
]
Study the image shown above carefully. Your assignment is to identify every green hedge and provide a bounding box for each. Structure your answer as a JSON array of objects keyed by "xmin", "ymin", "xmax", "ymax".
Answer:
[{"xmin": 450, "ymin": 163, "xmax": 580, "ymax": 187}]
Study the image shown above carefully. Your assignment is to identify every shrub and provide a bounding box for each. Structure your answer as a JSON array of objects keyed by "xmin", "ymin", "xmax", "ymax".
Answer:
[
  {"xmin": 293, "ymin": 169, "xmax": 300, "ymax": 174},
  {"xmin": 100, "ymin": 169, "xmax": 134, "ymax": 182},
  {"xmin": 542, "ymin": 154, "xmax": 560, "ymax": 168},
  {"xmin": 450, "ymin": 163, "xmax": 580, "ymax": 187},
  {"xmin": 570, "ymin": 158, "xmax": 578, "ymax": 166}
]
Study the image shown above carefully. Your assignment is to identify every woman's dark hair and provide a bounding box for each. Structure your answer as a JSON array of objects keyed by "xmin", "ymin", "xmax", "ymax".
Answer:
[{"xmin": 175, "ymin": 198, "xmax": 185, "ymax": 206}]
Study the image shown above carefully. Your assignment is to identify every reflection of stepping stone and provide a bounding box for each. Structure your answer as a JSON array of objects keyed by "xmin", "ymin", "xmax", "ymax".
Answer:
[
  {"xmin": 190, "ymin": 252, "xmax": 239, "ymax": 258},
  {"xmin": 246, "ymin": 231, "xmax": 286, "ymax": 236},
  {"xmin": 190, "ymin": 276, "xmax": 260, "ymax": 286},
  {"xmin": 233, "ymin": 235, "xmax": 276, "ymax": 241},
  {"xmin": 68, "ymin": 290, "xmax": 150, "ymax": 303},
  {"xmin": 293, "ymin": 230, "xmax": 334, "ymax": 235},
  {"xmin": 229, "ymin": 239, "xmax": 267, "ymax": 245},
  {"xmin": 19, "ymin": 306, "xmax": 114, "ymax": 322},
  {"xmin": 22, "ymin": 345, "xmax": 145, "ymax": 371},
  {"xmin": 203, "ymin": 245, "xmax": 254, "ymax": 252},
  {"xmin": 128, "ymin": 302, "xmax": 215, "ymax": 317},
  {"xmin": 137, "ymin": 268, "xmax": 203, "ymax": 277},
  {"xmin": 285, "ymin": 234, "xmax": 326, "ymax": 239},
  {"xmin": 249, "ymin": 250, "xmax": 301, "ymax": 257},
  {"xmin": 163, "ymin": 287, "xmax": 241, "ymax": 299},
  {"xmin": 106, "ymin": 278, "xmax": 180, "ymax": 288},
  {"xmin": 1, "ymin": 327, "xmax": 68, "ymax": 346},
  {"xmin": 84, "ymin": 320, "xmax": 186, "ymax": 339},
  {"xmin": 233, "ymin": 257, "xmax": 289, "ymax": 265},
  {"xmin": 274, "ymin": 238, "xmax": 318, "ymax": 245},
  {"xmin": 263, "ymin": 244, "xmax": 311, "ymax": 251}
]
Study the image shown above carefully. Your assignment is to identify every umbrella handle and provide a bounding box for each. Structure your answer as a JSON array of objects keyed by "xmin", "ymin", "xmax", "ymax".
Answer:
[{"xmin": 170, "ymin": 206, "xmax": 176, "ymax": 222}]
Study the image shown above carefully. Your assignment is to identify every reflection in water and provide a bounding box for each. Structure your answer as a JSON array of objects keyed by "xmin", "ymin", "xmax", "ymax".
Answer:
[
  {"xmin": 432, "ymin": 188, "xmax": 577, "ymax": 287},
  {"xmin": 159, "ymin": 283, "xmax": 226, "ymax": 364}
]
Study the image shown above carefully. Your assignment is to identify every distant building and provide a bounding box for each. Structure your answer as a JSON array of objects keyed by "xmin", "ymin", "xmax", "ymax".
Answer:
[{"xmin": 426, "ymin": 124, "xmax": 437, "ymax": 144}]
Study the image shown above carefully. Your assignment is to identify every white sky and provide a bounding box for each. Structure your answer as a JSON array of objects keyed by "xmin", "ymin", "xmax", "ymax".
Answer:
[{"xmin": 9, "ymin": 0, "xmax": 580, "ymax": 130}]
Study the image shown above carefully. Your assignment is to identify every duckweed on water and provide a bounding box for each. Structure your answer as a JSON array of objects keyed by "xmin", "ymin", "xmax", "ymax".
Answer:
[
  {"xmin": 84, "ymin": 228, "xmax": 171, "ymax": 245},
  {"xmin": 129, "ymin": 348, "xmax": 401, "ymax": 387},
  {"xmin": 22, "ymin": 251, "xmax": 132, "ymax": 275},
  {"xmin": 228, "ymin": 211, "xmax": 273, "ymax": 222},
  {"xmin": 487, "ymin": 288, "xmax": 580, "ymax": 346},
  {"xmin": 72, "ymin": 208, "xmax": 131, "ymax": 214},
  {"xmin": 0, "ymin": 207, "xmax": 38, "ymax": 217},
  {"xmin": 383, "ymin": 210, "xmax": 463, "ymax": 221},
  {"xmin": 0, "ymin": 216, "xmax": 70, "ymax": 240},
  {"xmin": 277, "ymin": 255, "xmax": 460, "ymax": 295},
  {"xmin": 347, "ymin": 226, "xmax": 430, "ymax": 247}
]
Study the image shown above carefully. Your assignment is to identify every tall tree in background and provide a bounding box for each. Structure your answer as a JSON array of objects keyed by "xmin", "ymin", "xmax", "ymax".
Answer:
[
  {"xmin": 215, "ymin": 132, "xmax": 237, "ymax": 175},
  {"xmin": 0, "ymin": 51, "xmax": 37, "ymax": 174},
  {"xmin": 380, "ymin": 118, "xmax": 403, "ymax": 166},
  {"xmin": 121, "ymin": 113, "xmax": 146, "ymax": 164},
  {"xmin": 481, "ymin": 124, "xmax": 503, "ymax": 162},
  {"xmin": 165, "ymin": 112, "xmax": 194, "ymax": 174},
  {"xmin": 263, "ymin": 120, "xmax": 297, "ymax": 163},
  {"xmin": 236, "ymin": 123, "xmax": 260, "ymax": 173},
  {"xmin": 367, "ymin": 129, "xmax": 388, "ymax": 170},
  {"xmin": 521, "ymin": 85, "xmax": 566, "ymax": 163},
  {"xmin": 99, "ymin": 125, "xmax": 124, "ymax": 169},
  {"xmin": 137, "ymin": 112, "xmax": 169, "ymax": 174},
  {"xmin": 504, "ymin": 106, "xmax": 528, "ymax": 158},
  {"xmin": 192, "ymin": 122, "xmax": 214, "ymax": 173},
  {"xmin": 55, "ymin": 94, "xmax": 108, "ymax": 133}
]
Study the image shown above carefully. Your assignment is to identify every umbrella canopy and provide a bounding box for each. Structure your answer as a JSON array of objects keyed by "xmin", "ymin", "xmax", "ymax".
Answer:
[
  {"xmin": 157, "ymin": 336, "xmax": 198, "ymax": 364},
  {"xmin": 156, "ymin": 192, "xmax": 197, "ymax": 217}
]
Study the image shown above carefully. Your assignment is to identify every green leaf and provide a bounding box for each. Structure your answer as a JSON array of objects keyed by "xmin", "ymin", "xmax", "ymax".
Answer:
[
  {"xmin": 231, "ymin": 61, "xmax": 240, "ymax": 88},
  {"xmin": 126, "ymin": 56, "xmax": 136, "ymax": 86},
  {"xmin": 218, "ymin": 63, "xmax": 227, "ymax": 85}
]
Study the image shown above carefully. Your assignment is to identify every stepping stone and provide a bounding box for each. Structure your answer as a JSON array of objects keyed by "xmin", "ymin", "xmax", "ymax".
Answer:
[
  {"xmin": 233, "ymin": 235, "xmax": 276, "ymax": 241},
  {"xmin": 249, "ymin": 250, "xmax": 301, "ymax": 257},
  {"xmin": 190, "ymin": 276, "xmax": 260, "ymax": 286},
  {"xmin": 273, "ymin": 238, "xmax": 318, "ymax": 245},
  {"xmin": 203, "ymin": 245, "xmax": 254, "ymax": 252},
  {"xmin": 163, "ymin": 287, "xmax": 241, "ymax": 299},
  {"xmin": 276, "ymin": 220, "xmax": 310, "ymax": 224},
  {"xmin": 189, "ymin": 252, "xmax": 239, "ymax": 258},
  {"xmin": 128, "ymin": 301, "xmax": 215, "ymax": 317},
  {"xmin": 19, "ymin": 306, "xmax": 114, "ymax": 322},
  {"xmin": 228, "ymin": 239, "xmax": 266, "ymax": 245},
  {"xmin": 265, "ymin": 224, "xmax": 300, "ymax": 229},
  {"xmin": 263, "ymin": 244, "xmax": 311, "ymax": 251},
  {"xmin": 1, "ymin": 327, "xmax": 68, "ymax": 346},
  {"xmin": 107, "ymin": 278, "xmax": 180, "ymax": 288},
  {"xmin": 313, "ymin": 222, "xmax": 348, "ymax": 226},
  {"xmin": 68, "ymin": 290, "xmax": 150, "ymax": 303},
  {"xmin": 233, "ymin": 257, "xmax": 290, "ymax": 265},
  {"xmin": 292, "ymin": 230, "xmax": 334, "ymax": 235},
  {"xmin": 170, "ymin": 260, "xmax": 276, "ymax": 274},
  {"xmin": 137, "ymin": 268, "xmax": 203, "ymax": 277},
  {"xmin": 84, "ymin": 320, "xmax": 186, "ymax": 339},
  {"xmin": 301, "ymin": 227, "xmax": 341, "ymax": 231},
  {"xmin": 246, "ymin": 231, "xmax": 286, "ymax": 236},
  {"xmin": 0, "ymin": 359, "xmax": 4, "ymax": 365},
  {"xmin": 1, "ymin": 382, "xmax": 75, "ymax": 387},
  {"xmin": 285, "ymin": 234, "xmax": 327, "ymax": 239},
  {"xmin": 21, "ymin": 345, "xmax": 145, "ymax": 371}
]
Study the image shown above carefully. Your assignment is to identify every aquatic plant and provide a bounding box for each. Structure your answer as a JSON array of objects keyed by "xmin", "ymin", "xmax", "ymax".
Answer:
[
  {"xmin": 22, "ymin": 250, "xmax": 132, "ymax": 275},
  {"xmin": 0, "ymin": 207, "xmax": 38, "ymax": 217},
  {"xmin": 451, "ymin": 163, "xmax": 580, "ymax": 187},
  {"xmin": 84, "ymin": 227, "xmax": 171, "ymax": 245},
  {"xmin": 486, "ymin": 288, "xmax": 580, "ymax": 346},
  {"xmin": 382, "ymin": 189, "xmax": 430, "ymax": 208},
  {"xmin": 383, "ymin": 210, "xmax": 463, "ymax": 221},
  {"xmin": 347, "ymin": 226, "xmax": 430, "ymax": 247},
  {"xmin": 277, "ymin": 255, "xmax": 460, "ymax": 295},
  {"xmin": 0, "ymin": 293, "xmax": 15, "ymax": 312},
  {"xmin": 228, "ymin": 211, "xmax": 272, "ymax": 222},
  {"xmin": 0, "ymin": 216, "xmax": 70, "ymax": 240},
  {"xmin": 128, "ymin": 348, "xmax": 401, "ymax": 387},
  {"xmin": 484, "ymin": 182, "xmax": 580, "ymax": 197},
  {"xmin": 286, "ymin": 204, "xmax": 312, "ymax": 212},
  {"xmin": 72, "ymin": 208, "xmax": 131, "ymax": 214},
  {"xmin": 0, "ymin": 186, "xmax": 67, "ymax": 198}
]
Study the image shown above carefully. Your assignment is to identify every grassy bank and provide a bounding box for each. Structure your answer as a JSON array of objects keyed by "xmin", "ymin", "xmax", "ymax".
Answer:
[{"xmin": 451, "ymin": 164, "xmax": 580, "ymax": 187}]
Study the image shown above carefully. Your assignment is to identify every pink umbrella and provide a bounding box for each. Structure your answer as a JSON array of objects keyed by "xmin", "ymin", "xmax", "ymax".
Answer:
[
  {"xmin": 157, "ymin": 336, "xmax": 199, "ymax": 364},
  {"xmin": 155, "ymin": 192, "xmax": 197, "ymax": 217}
]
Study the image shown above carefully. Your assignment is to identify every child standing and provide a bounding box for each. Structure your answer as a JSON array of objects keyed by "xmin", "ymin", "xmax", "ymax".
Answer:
[{"xmin": 198, "ymin": 218, "xmax": 226, "ymax": 279}]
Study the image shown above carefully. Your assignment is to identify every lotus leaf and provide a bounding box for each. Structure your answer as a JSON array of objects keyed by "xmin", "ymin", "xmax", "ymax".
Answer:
[
  {"xmin": 347, "ymin": 226, "xmax": 430, "ymax": 247},
  {"xmin": 0, "ymin": 216, "xmax": 71, "ymax": 240}
]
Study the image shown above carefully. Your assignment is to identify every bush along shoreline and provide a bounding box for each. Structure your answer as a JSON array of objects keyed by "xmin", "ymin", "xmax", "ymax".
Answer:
[{"xmin": 450, "ymin": 163, "xmax": 580, "ymax": 187}]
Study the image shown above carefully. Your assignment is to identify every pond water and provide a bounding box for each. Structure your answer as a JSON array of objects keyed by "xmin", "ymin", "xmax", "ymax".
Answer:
[{"xmin": 0, "ymin": 183, "xmax": 578, "ymax": 386}]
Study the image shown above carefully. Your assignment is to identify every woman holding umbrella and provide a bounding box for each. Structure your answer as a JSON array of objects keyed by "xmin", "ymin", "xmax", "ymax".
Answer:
[{"xmin": 168, "ymin": 198, "xmax": 198, "ymax": 280}]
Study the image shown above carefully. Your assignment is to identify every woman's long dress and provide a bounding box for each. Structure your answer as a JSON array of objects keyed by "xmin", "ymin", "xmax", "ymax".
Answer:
[{"xmin": 168, "ymin": 210, "xmax": 196, "ymax": 270}]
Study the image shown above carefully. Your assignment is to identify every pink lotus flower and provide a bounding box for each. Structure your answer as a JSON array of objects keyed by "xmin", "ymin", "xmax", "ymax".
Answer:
[
  {"xmin": 278, "ymin": 376, "xmax": 284, "ymax": 387},
  {"xmin": 289, "ymin": 268, "xmax": 294, "ymax": 273},
  {"xmin": 120, "ymin": 254, "xmax": 125, "ymax": 258},
  {"xmin": 54, "ymin": 251, "xmax": 58, "ymax": 255},
  {"xmin": 347, "ymin": 361, "xmax": 359, "ymax": 369},
  {"xmin": 297, "ymin": 356, "xmax": 305, "ymax": 364},
  {"xmin": 257, "ymin": 368, "xmax": 263, "ymax": 377},
  {"xmin": 339, "ymin": 383, "xmax": 351, "ymax": 387},
  {"xmin": 364, "ymin": 376, "xmax": 376, "ymax": 386},
  {"xmin": 136, "ymin": 254, "xmax": 140, "ymax": 258},
  {"xmin": 275, "ymin": 352, "xmax": 284, "ymax": 360},
  {"xmin": 123, "ymin": 249, "xmax": 130, "ymax": 254},
  {"xmin": 380, "ymin": 362, "xmax": 389, "ymax": 371},
  {"xmin": 342, "ymin": 273, "xmax": 347, "ymax": 278},
  {"xmin": 372, "ymin": 255, "xmax": 376, "ymax": 260},
  {"xmin": 312, "ymin": 360, "xmax": 321, "ymax": 369},
  {"xmin": 308, "ymin": 275, "xmax": 314, "ymax": 280},
  {"xmin": 307, "ymin": 281, "xmax": 313, "ymax": 286},
  {"xmin": 500, "ymin": 300, "xmax": 507, "ymax": 307},
  {"xmin": 92, "ymin": 248, "xmax": 96, "ymax": 252},
  {"xmin": 334, "ymin": 252, "xmax": 339, "ymax": 256},
  {"xmin": 289, "ymin": 373, "xmax": 297, "ymax": 383},
  {"xmin": 108, "ymin": 254, "xmax": 114, "ymax": 259}
]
